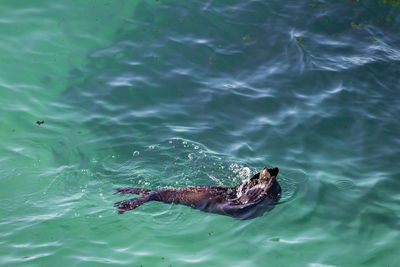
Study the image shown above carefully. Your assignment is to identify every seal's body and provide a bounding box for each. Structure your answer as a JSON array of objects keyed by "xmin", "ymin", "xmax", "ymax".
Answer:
[{"xmin": 114, "ymin": 167, "xmax": 281, "ymax": 219}]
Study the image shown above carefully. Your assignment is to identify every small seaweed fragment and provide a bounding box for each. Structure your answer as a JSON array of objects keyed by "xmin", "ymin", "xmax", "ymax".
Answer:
[
  {"xmin": 98, "ymin": 81, "xmax": 105, "ymax": 85},
  {"xmin": 308, "ymin": 3, "xmax": 328, "ymax": 8},
  {"xmin": 242, "ymin": 34, "xmax": 251, "ymax": 41},
  {"xmin": 270, "ymin": 237, "xmax": 280, "ymax": 242},
  {"xmin": 209, "ymin": 57, "xmax": 216, "ymax": 66},
  {"xmin": 350, "ymin": 22, "xmax": 362, "ymax": 29},
  {"xmin": 369, "ymin": 36, "xmax": 378, "ymax": 43},
  {"xmin": 296, "ymin": 36, "xmax": 306, "ymax": 45},
  {"xmin": 36, "ymin": 120, "xmax": 45, "ymax": 125},
  {"xmin": 378, "ymin": 0, "xmax": 400, "ymax": 7}
]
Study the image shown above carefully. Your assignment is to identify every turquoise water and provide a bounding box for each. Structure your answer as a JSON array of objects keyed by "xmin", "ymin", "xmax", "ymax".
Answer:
[{"xmin": 1, "ymin": 0, "xmax": 399, "ymax": 266}]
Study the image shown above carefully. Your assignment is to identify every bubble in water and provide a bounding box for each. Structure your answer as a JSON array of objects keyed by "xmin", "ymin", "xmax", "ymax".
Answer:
[
  {"xmin": 229, "ymin": 164, "xmax": 252, "ymax": 180},
  {"xmin": 238, "ymin": 167, "xmax": 251, "ymax": 179},
  {"xmin": 188, "ymin": 153, "xmax": 193, "ymax": 160},
  {"xmin": 194, "ymin": 146, "xmax": 199, "ymax": 150},
  {"xmin": 229, "ymin": 163, "xmax": 239, "ymax": 173},
  {"xmin": 133, "ymin": 151, "xmax": 140, "ymax": 157}
]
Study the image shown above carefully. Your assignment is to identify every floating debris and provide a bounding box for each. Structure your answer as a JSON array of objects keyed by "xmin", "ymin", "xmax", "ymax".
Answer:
[
  {"xmin": 308, "ymin": 3, "xmax": 329, "ymax": 8},
  {"xmin": 209, "ymin": 57, "xmax": 216, "ymax": 66},
  {"xmin": 350, "ymin": 22, "xmax": 362, "ymax": 29},
  {"xmin": 378, "ymin": 0, "xmax": 400, "ymax": 8},
  {"xmin": 369, "ymin": 36, "xmax": 378, "ymax": 43},
  {"xmin": 242, "ymin": 34, "xmax": 251, "ymax": 41},
  {"xmin": 296, "ymin": 36, "xmax": 306, "ymax": 45}
]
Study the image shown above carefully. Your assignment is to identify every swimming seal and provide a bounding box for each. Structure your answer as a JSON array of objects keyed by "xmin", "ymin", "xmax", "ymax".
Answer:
[{"xmin": 114, "ymin": 167, "xmax": 281, "ymax": 219}]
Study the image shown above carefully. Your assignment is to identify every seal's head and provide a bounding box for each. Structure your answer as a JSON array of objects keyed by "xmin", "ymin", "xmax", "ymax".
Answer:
[{"xmin": 259, "ymin": 167, "xmax": 279, "ymax": 183}]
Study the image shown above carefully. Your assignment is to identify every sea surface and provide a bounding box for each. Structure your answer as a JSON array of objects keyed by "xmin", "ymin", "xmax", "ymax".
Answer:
[{"xmin": 1, "ymin": 1, "xmax": 399, "ymax": 266}]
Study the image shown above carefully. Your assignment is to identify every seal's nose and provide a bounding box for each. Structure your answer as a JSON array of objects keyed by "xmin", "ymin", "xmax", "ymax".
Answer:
[{"xmin": 268, "ymin": 167, "xmax": 279, "ymax": 177}]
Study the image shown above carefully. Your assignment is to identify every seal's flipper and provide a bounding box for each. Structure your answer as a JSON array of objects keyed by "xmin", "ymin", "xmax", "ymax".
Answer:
[
  {"xmin": 114, "ymin": 187, "xmax": 151, "ymax": 195},
  {"xmin": 114, "ymin": 195, "xmax": 152, "ymax": 214}
]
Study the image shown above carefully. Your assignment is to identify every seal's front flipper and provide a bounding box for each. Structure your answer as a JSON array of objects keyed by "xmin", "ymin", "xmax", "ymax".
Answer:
[
  {"xmin": 114, "ymin": 195, "xmax": 151, "ymax": 214},
  {"xmin": 114, "ymin": 187, "xmax": 151, "ymax": 195}
]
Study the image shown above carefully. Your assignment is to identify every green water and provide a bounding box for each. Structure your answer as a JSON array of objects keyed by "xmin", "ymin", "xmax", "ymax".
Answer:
[{"xmin": 1, "ymin": 0, "xmax": 399, "ymax": 266}]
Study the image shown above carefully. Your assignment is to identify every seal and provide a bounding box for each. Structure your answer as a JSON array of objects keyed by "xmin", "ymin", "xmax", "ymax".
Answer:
[{"xmin": 114, "ymin": 167, "xmax": 281, "ymax": 219}]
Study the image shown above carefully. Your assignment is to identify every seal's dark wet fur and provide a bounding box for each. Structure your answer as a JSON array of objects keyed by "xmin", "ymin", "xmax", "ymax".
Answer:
[{"xmin": 114, "ymin": 167, "xmax": 281, "ymax": 219}]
